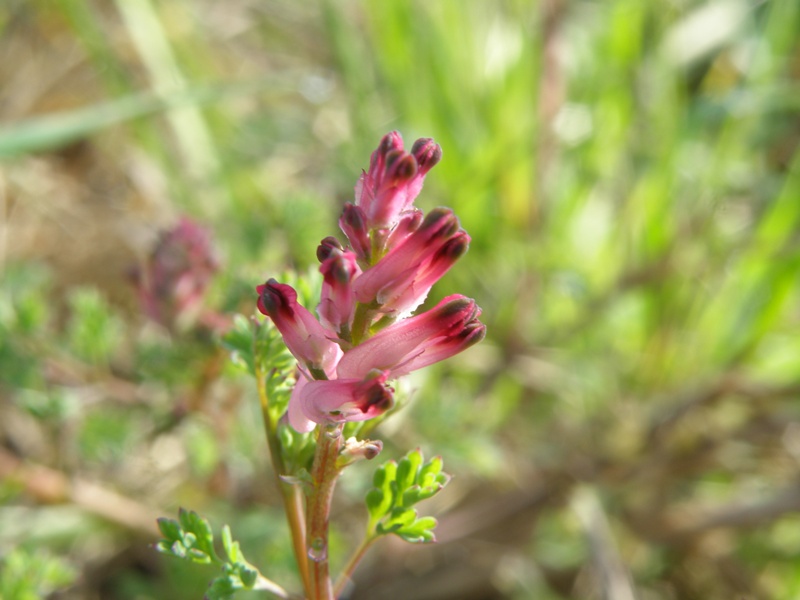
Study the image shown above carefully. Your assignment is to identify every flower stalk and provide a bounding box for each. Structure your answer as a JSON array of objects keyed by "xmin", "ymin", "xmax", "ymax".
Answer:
[
  {"xmin": 332, "ymin": 533, "xmax": 377, "ymax": 598},
  {"xmin": 306, "ymin": 423, "xmax": 344, "ymax": 600}
]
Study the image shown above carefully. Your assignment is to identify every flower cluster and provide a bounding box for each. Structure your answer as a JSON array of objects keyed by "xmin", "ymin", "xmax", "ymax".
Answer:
[
  {"xmin": 134, "ymin": 217, "xmax": 220, "ymax": 331},
  {"xmin": 257, "ymin": 132, "xmax": 485, "ymax": 432}
]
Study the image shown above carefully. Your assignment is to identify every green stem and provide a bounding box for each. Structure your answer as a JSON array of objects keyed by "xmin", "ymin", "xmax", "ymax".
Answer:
[
  {"xmin": 307, "ymin": 424, "xmax": 343, "ymax": 600},
  {"xmin": 255, "ymin": 365, "xmax": 312, "ymax": 598},
  {"xmin": 332, "ymin": 534, "xmax": 377, "ymax": 598},
  {"xmin": 350, "ymin": 302, "xmax": 372, "ymax": 347}
]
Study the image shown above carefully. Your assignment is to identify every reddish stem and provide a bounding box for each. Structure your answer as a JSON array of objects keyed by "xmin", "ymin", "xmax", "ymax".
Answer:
[{"xmin": 306, "ymin": 424, "xmax": 343, "ymax": 599}]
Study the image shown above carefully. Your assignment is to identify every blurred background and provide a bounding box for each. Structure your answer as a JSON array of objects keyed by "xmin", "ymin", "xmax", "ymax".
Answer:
[{"xmin": 2, "ymin": 0, "xmax": 800, "ymax": 598}]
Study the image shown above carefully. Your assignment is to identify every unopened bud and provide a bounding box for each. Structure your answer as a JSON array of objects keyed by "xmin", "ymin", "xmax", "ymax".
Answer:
[
  {"xmin": 419, "ymin": 207, "xmax": 459, "ymax": 237},
  {"xmin": 437, "ymin": 231, "xmax": 470, "ymax": 262},
  {"xmin": 378, "ymin": 131, "xmax": 404, "ymax": 157},
  {"xmin": 388, "ymin": 153, "xmax": 418, "ymax": 182},
  {"xmin": 336, "ymin": 437, "xmax": 385, "ymax": 468},
  {"xmin": 339, "ymin": 203, "xmax": 371, "ymax": 262},
  {"xmin": 411, "ymin": 138, "xmax": 443, "ymax": 174}
]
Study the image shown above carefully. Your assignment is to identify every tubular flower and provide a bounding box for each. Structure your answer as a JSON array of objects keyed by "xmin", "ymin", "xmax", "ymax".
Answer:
[
  {"xmin": 256, "ymin": 132, "xmax": 483, "ymax": 432},
  {"xmin": 352, "ymin": 208, "xmax": 468, "ymax": 314},
  {"xmin": 318, "ymin": 248, "xmax": 360, "ymax": 335},
  {"xmin": 337, "ymin": 295, "xmax": 485, "ymax": 380},
  {"xmin": 256, "ymin": 279, "xmax": 342, "ymax": 375},
  {"xmin": 288, "ymin": 370, "xmax": 393, "ymax": 433}
]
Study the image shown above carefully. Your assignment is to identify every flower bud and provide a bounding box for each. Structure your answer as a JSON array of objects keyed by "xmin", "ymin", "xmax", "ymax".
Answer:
[
  {"xmin": 354, "ymin": 133, "xmax": 442, "ymax": 231},
  {"xmin": 317, "ymin": 236, "xmax": 344, "ymax": 263},
  {"xmin": 380, "ymin": 230, "xmax": 471, "ymax": 316},
  {"xmin": 318, "ymin": 249, "xmax": 360, "ymax": 334},
  {"xmin": 337, "ymin": 437, "xmax": 384, "ymax": 468},
  {"xmin": 372, "ymin": 131, "xmax": 404, "ymax": 171},
  {"xmin": 136, "ymin": 217, "xmax": 219, "ymax": 331},
  {"xmin": 411, "ymin": 138, "xmax": 443, "ymax": 175},
  {"xmin": 339, "ymin": 203, "xmax": 371, "ymax": 263},
  {"xmin": 387, "ymin": 209, "xmax": 423, "ymax": 244}
]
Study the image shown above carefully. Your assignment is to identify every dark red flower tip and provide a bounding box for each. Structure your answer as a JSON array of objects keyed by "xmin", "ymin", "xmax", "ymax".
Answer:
[
  {"xmin": 388, "ymin": 153, "xmax": 418, "ymax": 182},
  {"xmin": 434, "ymin": 296, "xmax": 475, "ymax": 320},
  {"xmin": 377, "ymin": 131, "xmax": 404, "ymax": 157},
  {"xmin": 321, "ymin": 252, "xmax": 354, "ymax": 285},
  {"xmin": 436, "ymin": 231, "xmax": 470, "ymax": 262},
  {"xmin": 256, "ymin": 279, "xmax": 294, "ymax": 319},
  {"xmin": 418, "ymin": 207, "xmax": 460, "ymax": 237},
  {"xmin": 411, "ymin": 138, "xmax": 443, "ymax": 173},
  {"xmin": 355, "ymin": 377, "xmax": 394, "ymax": 414},
  {"xmin": 460, "ymin": 320, "xmax": 487, "ymax": 347},
  {"xmin": 317, "ymin": 236, "xmax": 343, "ymax": 263}
]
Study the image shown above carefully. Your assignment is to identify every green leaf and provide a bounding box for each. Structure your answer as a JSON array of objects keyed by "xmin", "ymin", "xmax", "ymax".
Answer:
[
  {"xmin": 178, "ymin": 508, "xmax": 219, "ymax": 563},
  {"xmin": 221, "ymin": 315, "xmax": 256, "ymax": 374},
  {"xmin": 397, "ymin": 528, "xmax": 436, "ymax": 544},
  {"xmin": 365, "ymin": 488, "xmax": 387, "ymax": 521},
  {"xmin": 156, "ymin": 517, "xmax": 182, "ymax": 542},
  {"xmin": 402, "ymin": 485, "xmax": 435, "ymax": 507},
  {"xmin": 376, "ymin": 460, "xmax": 397, "ymax": 495},
  {"xmin": 206, "ymin": 576, "xmax": 239, "ymax": 600},
  {"xmin": 395, "ymin": 453, "xmax": 418, "ymax": 491},
  {"xmin": 364, "ymin": 450, "xmax": 450, "ymax": 544},
  {"xmin": 155, "ymin": 510, "xmax": 267, "ymax": 599},
  {"xmin": 418, "ymin": 455, "xmax": 444, "ymax": 482},
  {"xmin": 277, "ymin": 424, "xmax": 315, "ymax": 475},
  {"xmin": 221, "ymin": 525, "xmax": 242, "ymax": 563},
  {"xmin": 0, "ymin": 548, "xmax": 76, "ymax": 600},
  {"xmin": 238, "ymin": 564, "xmax": 258, "ymax": 588}
]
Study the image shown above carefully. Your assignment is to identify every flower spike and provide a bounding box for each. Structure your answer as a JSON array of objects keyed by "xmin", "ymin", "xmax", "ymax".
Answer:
[{"xmin": 258, "ymin": 131, "xmax": 483, "ymax": 432}]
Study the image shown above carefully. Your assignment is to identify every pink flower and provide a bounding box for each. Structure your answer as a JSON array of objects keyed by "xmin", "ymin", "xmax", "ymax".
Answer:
[
  {"xmin": 134, "ymin": 217, "xmax": 220, "ymax": 331},
  {"xmin": 288, "ymin": 370, "xmax": 394, "ymax": 433},
  {"xmin": 352, "ymin": 208, "xmax": 468, "ymax": 315},
  {"xmin": 337, "ymin": 295, "xmax": 485, "ymax": 380},
  {"xmin": 256, "ymin": 279, "xmax": 342, "ymax": 375},
  {"xmin": 384, "ymin": 209, "xmax": 423, "ymax": 251}
]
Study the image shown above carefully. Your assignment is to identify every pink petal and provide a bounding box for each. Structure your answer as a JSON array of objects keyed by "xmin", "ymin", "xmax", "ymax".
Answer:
[
  {"xmin": 256, "ymin": 279, "xmax": 342, "ymax": 373},
  {"xmin": 337, "ymin": 295, "xmax": 480, "ymax": 379},
  {"xmin": 294, "ymin": 372, "xmax": 394, "ymax": 427}
]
